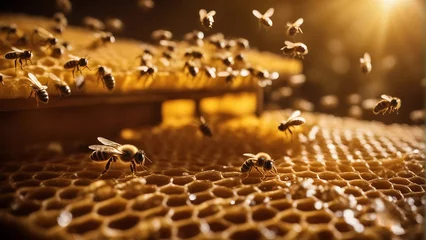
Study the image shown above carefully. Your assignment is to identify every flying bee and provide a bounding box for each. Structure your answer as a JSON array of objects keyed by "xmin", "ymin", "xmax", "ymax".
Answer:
[
  {"xmin": 255, "ymin": 70, "xmax": 279, "ymax": 87},
  {"xmin": 235, "ymin": 38, "xmax": 250, "ymax": 50},
  {"xmin": 242, "ymin": 152, "xmax": 277, "ymax": 179},
  {"xmin": 89, "ymin": 137, "xmax": 152, "ymax": 174},
  {"xmin": 252, "ymin": 8, "xmax": 274, "ymax": 28},
  {"xmin": 199, "ymin": 9, "xmax": 216, "ymax": 30},
  {"xmin": 184, "ymin": 30, "xmax": 204, "ymax": 46},
  {"xmin": 278, "ymin": 110, "xmax": 306, "ymax": 137},
  {"xmin": 26, "ymin": 73, "xmax": 49, "ymax": 105},
  {"xmin": 136, "ymin": 65, "xmax": 157, "ymax": 80},
  {"xmin": 373, "ymin": 94, "xmax": 401, "ymax": 115},
  {"xmin": 198, "ymin": 116, "xmax": 213, "ymax": 137},
  {"xmin": 82, "ymin": 16, "xmax": 105, "ymax": 31},
  {"xmin": 281, "ymin": 41, "xmax": 308, "ymax": 58},
  {"xmin": 138, "ymin": 0, "xmax": 155, "ymax": 11},
  {"xmin": 360, "ymin": 52, "xmax": 372, "ymax": 74},
  {"xmin": 218, "ymin": 67, "xmax": 249, "ymax": 84},
  {"xmin": 0, "ymin": 73, "xmax": 12, "ymax": 86},
  {"xmin": 32, "ymin": 27, "xmax": 58, "ymax": 48},
  {"xmin": 64, "ymin": 55, "xmax": 90, "ymax": 77},
  {"xmin": 105, "ymin": 18, "xmax": 124, "ymax": 33},
  {"xmin": 159, "ymin": 40, "xmax": 177, "ymax": 52},
  {"xmin": 4, "ymin": 47, "xmax": 33, "ymax": 70},
  {"xmin": 56, "ymin": 0, "xmax": 72, "ymax": 14},
  {"xmin": 48, "ymin": 73, "xmax": 71, "ymax": 97},
  {"xmin": 151, "ymin": 29, "xmax": 172, "ymax": 42},
  {"xmin": 203, "ymin": 66, "xmax": 216, "ymax": 79},
  {"xmin": 93, "ymin": 31, "xmax": 115, "ymax": 46},
  {"xmin": 286, "ymin": 18, "xmax": 304, "ymax": 37},
  {"xmin": 184, "ymin": 61, "xmax": 199, "ymax": 78},
  {"xmin": 96, "ymin": 66, "xmax": 115, "ymax": 91},
  {"xmin": 0, "ymin": 24, "xmax": 18, "ymax": 39}
]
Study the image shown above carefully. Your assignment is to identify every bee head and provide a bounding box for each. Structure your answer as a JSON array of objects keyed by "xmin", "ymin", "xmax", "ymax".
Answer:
[
  {"xmin": 106, "ymin": 35, "xmax": 115, "ymax": 43},
  {"xmin": 264, "ymin": 160, "xmax": 274, "ymax": 170},
  {"xmin": 79, "ymin": 58, "xmax": 88, "ymax": 67},
  {"xmin": 391, "ymin": 99, "xmax": 398, "ymax": 107},
  {"xmin": 49, "ymin": 38, "xmax": 59, "ymax": 45},
  {"xmin": 134, "ymin": 150, "xmax": 145, "ymax": 165},
  {"xmin": 23, "ymin": 50, "xmax": 33, "ymax": 58}
]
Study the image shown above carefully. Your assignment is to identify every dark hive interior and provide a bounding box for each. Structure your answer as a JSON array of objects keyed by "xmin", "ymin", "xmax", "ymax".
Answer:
[{"xmin": 0, "ymin": 1, "xmax": 424, "ymax": 240}]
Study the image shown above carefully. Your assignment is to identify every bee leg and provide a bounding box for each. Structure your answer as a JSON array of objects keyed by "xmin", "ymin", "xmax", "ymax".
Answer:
[
  {"xmin": 28, "ymin": 89, "xmax": 33, "ymax": 98},
  {"xmin": 101, "ymin": 158, "xmax": 113, "ymax": 174},
  {"xmin": 19, "ymin": 58, "xmax": 23, "ymax": 70},
  {"xmin": 382, "ymin": 108, "xmax": 388, "ymax": 115},
  {"xmin": 129, "ymin": 163, "xmax": 134, "ymax": 174},
  {"xmin": 131, "ymin": 161, "xmax": 137, "ymax": 174},
  {"xmin": 14, "ymin": 59, "xmax": 17, "ymax": 71},
  {"xmin": 254, "ymin": 166, "xmax": 264, "ymax": 178},
  {"xmin": 72, "ymin": 68, "xmax": 75, "ymax": 78}
]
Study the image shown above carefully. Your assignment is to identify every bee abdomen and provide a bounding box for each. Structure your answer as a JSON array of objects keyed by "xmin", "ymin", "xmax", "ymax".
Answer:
[
  {"xmin": 90, "ymin": 151, "xmax": 110, "ymax": 161},
  {"xmin": 64, "ymin": 61, "xmax": 77, "ymax": 69},
  {"xmin": 373, "ymin": 101, "xmax": 389, "ymax": 114},
  {"xmin": 59, "ymin": 85, "xmax": 71, "ymax": 96},
  {"xmin": 5, "ymin": 52, "xmax": 18, "ymax": 59},
  {"xmin": 290, "ymin": 119, "xmax": 305, "ymax": 126},
  {"xmin": 241, "ymin": 164, "xmax": 250, "ymax": 173},
  {"xmin": 37, "ymin": 90, "xmax": 49, "ymax": 103},
  {"xmin": 103, "ymin": 74, "xmax": 115, "ymax": 91}
]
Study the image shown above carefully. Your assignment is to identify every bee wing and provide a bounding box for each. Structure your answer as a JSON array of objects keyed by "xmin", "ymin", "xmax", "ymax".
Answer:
[
  {"xmin": 48, "ymin": 73, "xmax": 61, "ymax": 83},
  {"xmin": 288, "ymin": 110, "xmax": 301, "ymax": 120},
  {"xmin": 381, "ymin": 94, "xmax": 392, "ymax": 101},
  {"xmin": 11, "ymin": 47, "xmax": 23, "ymax": 52},
  {"xmin": 68, "ymin": 54, "xmax": 80, "ymax": 60},
  {"xmin": 218, "ymin": 71, "xmax": 230, "ymax": 77},
  {"xmin": 199, "ymin": 9, "xmax": 207, "ymax": 19},
  {"xmin": 135, "ymin": 66, "xmax": 149, "ymax": 71},
  {"xmin": 88, "ymin": 145, "xmax": 123, "ymax": 154},
  {"xmin": 291, "ymin": 117, "xmax": 306, "ymax": 125},
  {"xmin": 27, "ymin": 73, "xmax": 43, "ymax": 88},
  {"xmin": 97, "ymin": 137, "xmax": 122, "ymax": 148},
  {"xmin": 264, "ymin": 8, "xmax": 275, "ymax": 18},
  {"xmin": 75, "ymin": 75, "xmax": 85, "ymax": 89},
  {"xmin": 285, "ymin": 41, "xmax": 295, "ymax": 48},
  {"xmin": 364, "ymin": 53, "xmax": 371, "ymax": 62},
  {"xmin": 243, "ymin": 153, "xmax": 257, "ymax": 158},
  {"xmin": 239, "ymin": 69, "xmax": 250, "ymax": 77},
  {"xmin": 286, "ymin": 22, "xmax": 292, "ymax": 27},
  {"xmin": 294, "ymin": 18, "xmax": 304, "ymax": 26},
  {"xmin": 207, "ymin": 10, "xmax": 216, "ymax": 17},
  {"xmin": 1, "ymin": 74, "xmax": 12, "ymax": 79},
  {"xmin": 36, "ymin": 27, "xmax": 53, "ymax": 37},
  {"xmin": 252, "ymin": 10, "xmax": 262, "ymax": 19}
]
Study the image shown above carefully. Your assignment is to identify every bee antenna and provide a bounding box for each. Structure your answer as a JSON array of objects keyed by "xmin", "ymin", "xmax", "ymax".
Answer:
[{"xmin": 145, "ymin": 155, "xmax": 152, "ymax": 163}]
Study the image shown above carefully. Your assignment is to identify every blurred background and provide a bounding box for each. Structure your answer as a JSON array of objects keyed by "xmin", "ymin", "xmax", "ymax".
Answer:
[{"xmin": 0, "ymin": 0, "xmax": 424, "ymax": 124}]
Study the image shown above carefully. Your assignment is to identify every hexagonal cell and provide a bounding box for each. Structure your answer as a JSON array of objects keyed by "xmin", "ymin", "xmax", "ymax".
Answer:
[
  {"xmin": 11, "ymin": 173, "xmax": 33, "ymax": 182},
  {"xmin": 195, "ymin": 170, "xmax": 222, "ymax": 181},
  {"xmin": 15, "ymin": 179, "xmax": 41, "ymax": 188},
  {"xmin": 163, "ymin": 168, "xmax": 189, "ymax": 177},
  {"xmin": 212, "ymin": 186, "xmax": 235, "ymax": 198},
  {"xmin": 26, "ymin": 187, "xmax": 56, "ymax": 201},
  {"xmin": 266, "ymin": 224, "xmax": 289, "ymax": 238},
  {"xmin": 370, "ymin": 179, "xmax": 392, "ymax": 189},
  {"xmin": 177, "ymin": 222, "xmax": 200, "ymax": 239},
  {"xmin": 258, "ymin": 181, "xmax": 287, "ymax": 192},
  {"xmin": 295, "ymin": 171, "xmax": 317, "ymax": 179},
  {"xmin": 132, "ymin": 195, "xmax": 164, "ymax": 211},
  {"xmin": 108, "ymin": 215, "xmax": 139, "ymax": 230},
  {"xmin": 343, "ymin": 187, "xmax": 363, "ymax": 197},
  {"xmin": 92, "ymin": 186, "xmax": 117, "ymax": 202},
  {"xmin": 97, "ymin": 199, "xmax": 127, "ymax": 216},
  {"xmin": 189, "ymin": 192, "xmax": 214, "ymax": 205},
  {"xmin": 21, "ymin": 164, "xmax": 44, "ymax": 172},
  {"xmin": 270, "ymin": 200, "xmax": 292, "ymax": 211},
  {"xmin": 408, "ymin": 184, "xmax": 424, "ymax": 192},
  {"xmin": 409, "ymin": 176, "xmax": 426, "ymax": 185},
  {"xmin": 10, "ymin": 200, "xmax": 41, "ymax": 216},
  {"xmin": 33, "ymin": 212, "xmax": 59, "ymax": 229},
  {"xmin": 160, "ymin": 185, "xmax": 185, "ymax": 195},
  {"xmin": 216, "ymin": 178, "xmax": 242, "ymax": 188},
  {"xmin": 305, "ymin": 211, "xmax": 332, "ymax": 224},
  {"xmin": 230, "ymin": 228, "xmax": 261, "ymax": 240},
  {"xmin": 224, "ymin": 211, "xmax": 247, "ymax": 224},
  {"xmin": 393, "ymin": 184, "xmax": 411, "ymax": 194},
  {"xmin": 187, "ymin": 180, "xmax": 213, "ymax": 194},
  {"xmin": 171, "ymin": 209, "xmax": 193, "ymax": 221},
  {"xmin": 165, "ymin": 194, "xmax": 188, "ymax": 207},
  {"xmin": 328, "ymin": 180, "xmax": 347, "ymax": 187},
  {"xmin": 252, "ymin": 207, "xmax": 277, "ymax": 221},
  {"xmin": 59, "ymin": 187, "xmax": 81, "ymax": 200},
  {"xmin": 339, "ymin": 172, "xmax": 360, "ymax": 180},
  {"xmin": 121, "ymin": 185, "xmax": 157, "ymax": 199},
  {"xmin": 268, "ymin": 191, "xmax": 287, "ymax": 201},
  {"xmin": 42, "ymin": 178, "xmax": 72, "ymax": 187},
  {"xmin": 172, "ymin": 176, "xmax": 194, "ymax": 186},
  {"xmin": 45, "ymin": 199, "xmax": 68, "ymax": 210},
  {"xmin": 334, "ymin": 221, "xmax": 354, "ymax": 233},
  {"xmin": 379, "ymin": 189, "xmax": 403, "ymax": 200},
  {"xmin": 198, "ymin": 204, "xmax": 220, "ymax": 218},
  {"xmin": 34, "ymin": 172, "xmax": 61, "ymax": 181},
  {"xmin": 67, "ymin": 218, "xmax": 102, "ymax": 234},
  {"xmin": 73, "ymin": 179, "xmax": 93, "ymax": 186},
  {"xmin": 360, "ymin": 172, "xmax": 377, "ymax": 181},
  {"xmin": 236, "ymin": 186, "xmax": 258, "ymax": 196},
  {"xmin": 296, "ymin": 198, "xmax": 318, "ymax": 212},
  {"xmin": 349, "ymin": 179, "xmax": 373, "ymax": 191},
  {"xmin": 318, "ymin": 171, "xmax": 340, "ymax": 180},
  {"xmin": 280, "ymin": 211, "xmax": 301, "ymax": 224},
  {"xmin": 70, "ymin": 203, "xmax": 93, "ymax": 218},
  {"xmin": 207, "ymin": 220, "xmax": 229, "ymax": 232},
  {"xmin": 145, "ymin": 174, "xmax": 171, "ymax": 186}
]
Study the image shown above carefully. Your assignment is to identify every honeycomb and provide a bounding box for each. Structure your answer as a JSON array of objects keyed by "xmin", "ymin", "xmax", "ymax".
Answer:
[
  {"xmin": 0, "ymin": 14, "xmax": 300, "ymax": 100},
  {"xmin": 0, "ymin": 110, "xmax": 424, "ymax": 240}
]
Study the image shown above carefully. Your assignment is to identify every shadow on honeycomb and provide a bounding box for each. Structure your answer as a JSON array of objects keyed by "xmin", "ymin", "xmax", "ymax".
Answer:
[{"xmin": 0, "ymin": 111, "xmax": 424, "ymax": 240}]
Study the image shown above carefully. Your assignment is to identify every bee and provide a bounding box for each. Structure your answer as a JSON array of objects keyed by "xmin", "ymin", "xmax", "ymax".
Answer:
[
  {"xmin": 94, "ymin": 31, "xmax": 115, "ymax": 45},
  {"xmin": 136, "ymin": 65, "xmax": 157, "ymax": 80},
  {"xmin": 218, "ymin": 67, "xmax": 249, "ymax": 84},
  {"xmin": 64, "ymin": 55, "xmax": 90, "ymax": 77},
  {"xmin": 286, "ymin": 18, "xmax": 304, "ymax": 37},
  {"xmin": 96, "ymin": 66, "xmax": 115, "ymax": 91},
  {"xmin": 4, "ymin": 47, "xmax": 33, "ymax": 70},
  {"xmin": 105, "ymin": 18, "xmax": 124, "ymax": 33},
  {"xmin": 162, "ymin": 51, "xmax": 174, "ymax": 60},
  {"xmin": 184, "ymin": 50, "xmax": 203, "ymax": 60},
  {"xmin": 252, "ymin": 8, "xmax": 274, "ymax": 28},
  {"xmin": 137, "ymin": 52, "xmax": 153, "ymax": 66},
  {"xmin": 51, "ymin": 24, "xmax": 66, "ymax": 35},
  {"xmin": 198, "ymin": 116, "xmax": 213, "ymax": 137},
  {"xmin": 278, "ymin": 110, "xmax": 306, "ymax": 137},
  {"xmin": 184, "ymin": 30, "xmax": 204, "ymax": 46},
  {"xmin": 203, "ymin": 66, "xmax": 216, "ymax": 79},
  {"xmin": 26, "ymin": 73, "xmax": 49, "ymax": 105},
  {"xmin": 151, "ymin": 29, "xmax": 172, "ymax": 42},
  {"xmin": 159, "ymin": 40, "xmax": 177, "ymax": 52},
  {"xmin": 199, "ymin": 9, "xmax": 216, "ymax": 30},
  {"xmin": 51, "ymin": 45, "xmax": 65, "ymax": 58},
  {"xmin": 360, "ymin": 52, "xmax": 372, "ymax": 74},
  {"xmin": 242, "ymin": 152, "xmax": 277, "ymax": 179},
  {"xmin": 184, "ymin": 61, "xmax": 199, "ymax": 78},
  {"xmin": 56, "ymin": 0, "xmax": 72, "ymax": 14},
  {"xmin": 255, "ymin": 70, "xmax": 279, "ymax": 87},
  {"xmin": 235, "ymin": 38, "xmax": 250, "ymax": 50},
  {"xmin": 0, "ymin": 73, "xmax": 12, "ymax": 86},
  {"xmin": 221, "ymin": 55, "xmax": 234, "ymax": 67},
  {"xmin": 281, "ymin": 41, "xmax": 308, "ymax": 58},
  {"xmin": 89, "ymin": 137, "xmax": 152, "ymax": 174},
  {"xmin": 48, "ymin": 73, "xmax": 71, "ymax": 97},
  {"xmin": 138, "ymin": 0, "xmax": 155, "ymax": 11},
  {"xmin": 53, "ymin": 12, "xmax": 68, "ymax": 26},
  {"xmin": 373, "ymin": 94, "xmax": 401, "ymax": 115},
  {"xmin": 32, "ymin": 27, "xmax": 58, "ymax": 47},
  {"xmin": 82, "ymin": 16, "xmax": 105, "ymax": 31},
  {"xmin": 0, "ymin": 24, "xmax": 18, "ymax": 39}
]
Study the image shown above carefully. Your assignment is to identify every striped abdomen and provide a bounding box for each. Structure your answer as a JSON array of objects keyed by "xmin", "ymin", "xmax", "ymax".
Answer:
[
  {"xmin": 241, "ymin": 160, "xmax": 254, "ymax": 173},
  {"xmin": 103, "ymin": 74, "xmax": 115, "ymax": 91},
  {"xmin": 373, "ymin": 101, "xmax": 390, "ymax": 114},
  {"xmin": 90, "ymin": 151, "xmax": 111, "ymax": 161},
  {"xmin": 64, "ymin": 60, "xmax": 78, "ymax": 69},
  {"xmin": 36, "ymin": 89, "xmax": 49, "ymax": 103},
  {"xmin": 4, "ymin": 52, "xmax": 20, "ymax": 59}
]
